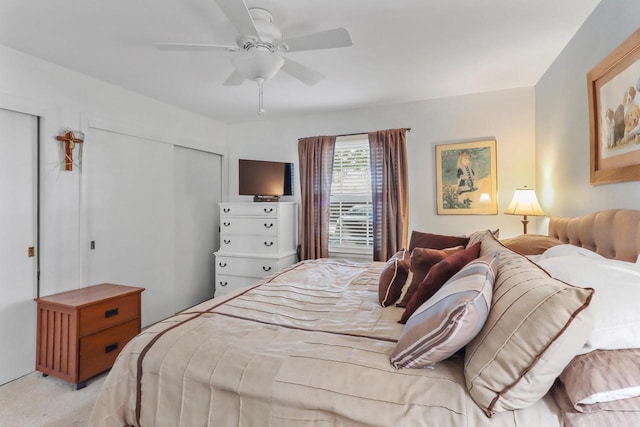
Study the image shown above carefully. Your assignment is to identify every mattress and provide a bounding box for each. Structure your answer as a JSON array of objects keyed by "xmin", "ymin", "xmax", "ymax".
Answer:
[{"xmin": 89, "ymin": 259, "xmax": 562, "ymax": 427}]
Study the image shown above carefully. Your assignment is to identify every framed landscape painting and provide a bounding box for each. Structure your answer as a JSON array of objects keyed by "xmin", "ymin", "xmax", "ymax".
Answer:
[
  {"xmin": 435, "ymin": 139, "xmax": 498, "ymax": 215},
  {"xmin": 588, "ymin": 28, "xmax": 640, "ymax": 185}
]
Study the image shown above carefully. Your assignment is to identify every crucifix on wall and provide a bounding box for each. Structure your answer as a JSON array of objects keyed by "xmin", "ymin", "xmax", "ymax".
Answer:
[{"xmin": 55, "ymin": 130, "xmax": 84, "ymax": 171}]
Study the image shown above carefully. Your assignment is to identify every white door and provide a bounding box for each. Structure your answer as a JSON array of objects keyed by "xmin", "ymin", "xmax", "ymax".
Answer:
[
  {"xmin": 174, "ymin": 146, "xmax": 222, "ymax": 312},
  {"xmin": 83, "ymin": 129, "xmax": 175, "ymax": 327},
  {"xmin": 0, "ymin": 108, "xmax": 37, "ymax": 385}
]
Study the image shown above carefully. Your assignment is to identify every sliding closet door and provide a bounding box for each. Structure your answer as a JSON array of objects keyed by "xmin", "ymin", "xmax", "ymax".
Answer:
[
  {"xmin": 174, "ymin": 146, "xmax": 221, "ymax": 312},
  {"xmin": 0, "ymin": 108, "xmax": 37, "ymax": 385},
  {"xmin": 83, "ymin": 129, "xmax": 174, "ymax": 326}
]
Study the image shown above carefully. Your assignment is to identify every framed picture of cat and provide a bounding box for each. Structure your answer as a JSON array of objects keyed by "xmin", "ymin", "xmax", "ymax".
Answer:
[
  {"xmin": 588, "ymin": 27, "xmax": 640, "ymax": 185},
  {"xmin": 435, "ymin": 139, "xmax": 497, "ymax": 215}
]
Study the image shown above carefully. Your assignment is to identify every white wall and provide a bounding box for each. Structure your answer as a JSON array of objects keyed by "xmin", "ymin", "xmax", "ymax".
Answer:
[
  {"xmin": 0, "ymin": 36, "xmax": 541, "ymax": 305},
  {"xmin": 535, "ymin": 0, "xmax": 640, "ymax": 224},
  {"xmin": 228, "ymin": 87, "xmax": 536, "ymax": 239},
  {"xmin": 0, "ymin": 45, "xmax": 228, "ymax": 301}
]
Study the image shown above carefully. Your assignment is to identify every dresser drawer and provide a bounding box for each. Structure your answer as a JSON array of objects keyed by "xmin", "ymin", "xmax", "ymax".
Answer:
[
  {"xmin": 221, "ymin": 204, "xmax": 278, "ymax": 217},
  {"xmin": 216, "ymin": 255, "xmax": 279, "ymax": 278},
  {"xmin": 78, "ymin": 319, "xmax": 139, "ymax": 381},
  {"xmin": 219, "ymin": 235, "xmax": 279, "ymax": 255},
  {"xmin": 220, "ymin": 217, "xmax": 278, "ymax": 236},
  {"xmin": 78, "ymin": 293, "xmax": 140, "ymax": 336},
  {"xmin": 215, "ymin": 275, "xmax": 259, "ymax": 297}
]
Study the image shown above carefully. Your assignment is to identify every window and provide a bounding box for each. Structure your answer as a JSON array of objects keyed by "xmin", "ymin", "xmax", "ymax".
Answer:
[{"xmin": 328, "ymin": 137, "xmax": 373, "ymax": 256}]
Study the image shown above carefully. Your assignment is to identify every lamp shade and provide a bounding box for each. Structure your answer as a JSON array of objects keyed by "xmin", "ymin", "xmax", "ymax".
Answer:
[
  {"xmin": 231, "ymin": 50, "xmax": 284, "ymax": 81},
  {"xmin": 504, "ymin": 187, "xmax": 544, "ymax": 216}
]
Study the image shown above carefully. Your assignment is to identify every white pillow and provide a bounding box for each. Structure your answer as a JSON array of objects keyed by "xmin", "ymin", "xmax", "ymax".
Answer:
[
  {"xmin": 537, "ymin": 255, "xmax": 640, "ymax": 353},
  {"xmin": 580, "ymin": 386, "xmax": 640, "ymax": 405},
  {"xmin": 537, "ymin": 244, "xmax": 605, "ymax": 261}
]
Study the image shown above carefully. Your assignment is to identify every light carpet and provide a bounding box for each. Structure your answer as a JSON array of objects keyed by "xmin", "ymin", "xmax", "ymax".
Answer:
[{"xmin": 0, "ymin": 371, "xmax": 105, "ymax": 427}]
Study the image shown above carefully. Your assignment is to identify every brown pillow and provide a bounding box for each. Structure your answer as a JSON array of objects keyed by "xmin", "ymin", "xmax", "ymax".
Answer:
[
  {"xmin": 396, "ymin": 246, "xmax": 464, "ymax": 308},
  {"xmin": 400, "ymin": 242, "xmax": 482, "ymax": 324},
  {"xmin": 378, "ymin": 250, "xmax": 411, "ymax": 306},
  {"xmin": 408, "ymin": 231, "xmax": 469, "ymax": 252},
  {"xmin": 501, "ymin": 234, "xmax": 562, "ymax": 255}
]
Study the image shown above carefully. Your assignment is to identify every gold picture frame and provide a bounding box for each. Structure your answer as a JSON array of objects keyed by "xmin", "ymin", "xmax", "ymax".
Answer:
[
  {"xmin": 588, "ymin": 28, "xmax": 640, "ymax": 185},
  {"xmin": 435, "ymin": 139, "xmax": 498, "ymax": 215}
]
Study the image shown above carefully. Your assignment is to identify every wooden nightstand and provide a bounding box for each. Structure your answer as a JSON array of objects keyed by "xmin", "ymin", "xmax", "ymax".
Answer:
[{"xmin": 34, "ymin": 283, "xmax": 144, "ymax": 389}]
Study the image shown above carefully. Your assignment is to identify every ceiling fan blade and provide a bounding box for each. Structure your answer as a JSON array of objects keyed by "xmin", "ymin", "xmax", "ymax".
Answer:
[
  {"xmin": 156, "ymin": 42, "xmax": 238, "ymax": 52},
  {"xmin": 281, "ymin": 28, "xmax": 352, "ymax": 52},
  {"xmin": 223, "ymin": 69, "xmax": 246, "ymax": 86},
  {"xmin": 281, "ymin": 58, "xmax": 325, "ymax": 86},
  {"xmin": 213, "ymin": 0, "xmax": 260, "ymax": 39}
]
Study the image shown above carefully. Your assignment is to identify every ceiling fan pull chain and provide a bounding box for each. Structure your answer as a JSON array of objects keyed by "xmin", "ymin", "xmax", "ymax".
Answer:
[{"xmin": 257, "ymin": 77, "xmax": 265, "ymax": 114}]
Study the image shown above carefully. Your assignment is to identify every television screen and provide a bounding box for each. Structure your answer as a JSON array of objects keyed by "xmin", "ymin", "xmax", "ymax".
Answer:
[{"xmin": 239, "ymin": 159, "xmax": 294, "ymax": 197}]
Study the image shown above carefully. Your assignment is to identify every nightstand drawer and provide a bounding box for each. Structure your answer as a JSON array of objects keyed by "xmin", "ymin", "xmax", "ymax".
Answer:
[
  {"xmin": 78, "ymin": 319, "xmax": 139, "ymax": 381},
  {"xmin": 79, "ymin": 293, "xmax": 139, "ymax": 336}
]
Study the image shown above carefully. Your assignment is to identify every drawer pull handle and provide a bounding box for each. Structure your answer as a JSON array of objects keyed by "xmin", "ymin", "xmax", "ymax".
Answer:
[
  {"xmin": 264, "ymin": 241, "xmax": 274, "ymax": 247},
  {"xmin": 105, "ymin": 342, "xmax": 119, "ymax": 353},
  {"xmin": 223, "ymin": 222, "xmax": 231, "ymax": 227},
  {"xmin": 223, "ymin": 239, "xmax": 231, "ymax": 244},
  {"xmin": 263, "ymin": 208, "xmax": 273, "ymax": 213},
  {"xmin": 223, "ymin": 208, "xmax": 230, "ymax": 213},
  {"xmin": 264, "ymin": 223, "xmax": 274, "ymax": 228},
  {"xmin": 262, "ymin": 266, "xmax": 272, "ymax": 272},
  {"xmin": 105, "ymin": 308, "xmax": 119, "ymax": 318},
  {"xmin": 219, "ymin": 262, "xmax": 227, "ymax": 267},
  {"xmin": 219, "ymin": 281, "xmax": 228, "ymax": 287}
]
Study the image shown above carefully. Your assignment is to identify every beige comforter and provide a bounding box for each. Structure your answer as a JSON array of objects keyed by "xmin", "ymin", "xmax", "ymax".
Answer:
[{"xmin": 89, "ymin": 259, "xmax": 562, "ymax": 427}]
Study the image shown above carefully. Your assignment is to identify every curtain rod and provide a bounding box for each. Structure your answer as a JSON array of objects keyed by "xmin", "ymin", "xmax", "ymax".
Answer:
[{"xmin": 335, "ymin": 128, "xmax": 411, "ymax": 138}]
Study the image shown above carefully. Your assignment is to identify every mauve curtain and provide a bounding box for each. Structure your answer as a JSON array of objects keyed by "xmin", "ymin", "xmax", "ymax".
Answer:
[
  {"xmin": 368, "ymin": 129, "xmax": 409, "ymax": 261},
  {"xmin": 298, "ymin": 136, "xmax": 336, "ymax": 260}
]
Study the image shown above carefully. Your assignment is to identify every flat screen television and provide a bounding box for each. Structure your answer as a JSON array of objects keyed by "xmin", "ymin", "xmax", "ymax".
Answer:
[{"xmin": 239, "ymin": 159, "xmax": 294, "ymax": 201}]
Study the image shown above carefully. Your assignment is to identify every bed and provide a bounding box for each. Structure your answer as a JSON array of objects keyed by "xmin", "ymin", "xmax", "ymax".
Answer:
[{"xmin": 89, "ymin": 209, "xmax": 640, "ymax": 427}]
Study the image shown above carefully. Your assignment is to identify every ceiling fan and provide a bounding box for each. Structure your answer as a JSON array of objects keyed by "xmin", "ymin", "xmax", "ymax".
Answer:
[{"xmin": 156, "ymin": 0, "xmax": 353, "ymax": 114}]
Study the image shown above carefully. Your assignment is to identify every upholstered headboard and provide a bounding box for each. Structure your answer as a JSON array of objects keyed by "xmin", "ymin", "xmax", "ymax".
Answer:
[{"xmin": 548, "ymin": 209, "xmax": 640, "ymax": 262}]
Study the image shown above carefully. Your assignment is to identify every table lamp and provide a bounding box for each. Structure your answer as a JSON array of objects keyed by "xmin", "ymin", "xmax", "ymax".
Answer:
[{"xmin": 504, "ymin": 186, "xmax": 544, "ymax": 234}]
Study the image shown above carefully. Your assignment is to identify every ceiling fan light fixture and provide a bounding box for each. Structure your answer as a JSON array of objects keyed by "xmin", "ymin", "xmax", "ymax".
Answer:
[
  {"xmin": 248, "ymin": 8, "xmax": 282, "ymax": 44},
  {"xmin": 157, "ymin": 2, "xmax": 353, "ymax": 114},
  {"xmin": 231, "ymin": 49, "xmax": 284, "ymax": 81}
]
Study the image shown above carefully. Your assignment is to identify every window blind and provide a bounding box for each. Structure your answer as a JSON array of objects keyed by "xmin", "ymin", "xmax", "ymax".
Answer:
[{"xmin": 329, "ymin": 138, "xmax": 373, "ymax": 251}]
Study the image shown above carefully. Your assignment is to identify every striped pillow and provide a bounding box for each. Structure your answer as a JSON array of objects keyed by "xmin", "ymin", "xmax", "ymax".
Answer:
[
  {"xmin": 390, "ymin": 254, "xmax": 499, "ymax": 369},
  {"xmin": 559, "ymin": 348, "xmax": 640, "ymax": 411},
  {"xmin": 464, "ymin": 230, "xmax": 594, "ymax": 417}
]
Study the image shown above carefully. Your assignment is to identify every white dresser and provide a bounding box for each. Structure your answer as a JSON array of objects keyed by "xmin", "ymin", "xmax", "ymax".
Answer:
[{"xmin": 214, "ymin": 202, "xmax": 297, "ymax": 296}]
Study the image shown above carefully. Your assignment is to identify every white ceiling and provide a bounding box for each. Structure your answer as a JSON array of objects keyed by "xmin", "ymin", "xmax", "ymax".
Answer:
[{"xmin": 0, "ymin": 0, "xmax": 601, "ymax": 124}]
